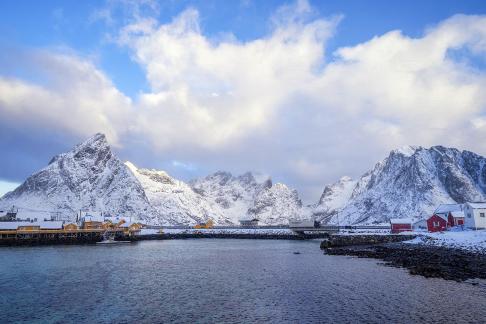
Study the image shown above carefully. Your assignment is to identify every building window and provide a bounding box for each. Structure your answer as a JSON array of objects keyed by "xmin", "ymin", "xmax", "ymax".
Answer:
[
  {"xmin": 433, "ymin": 221, "xmax": 439, "ymax": 227},
  {"xmin": 481, "ymin": 213, "xmax": 485, "ymax": 218},
  {"xmin": 468, "ymin": 213, "xmax": 472, "ymax": 218}
]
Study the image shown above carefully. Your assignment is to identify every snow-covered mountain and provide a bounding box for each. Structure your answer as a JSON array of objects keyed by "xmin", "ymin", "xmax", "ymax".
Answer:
[
  {"xmin": 0, "ymin": 133, "xmax": 305, "ymax": 225},
  {"xmin": 314, "ymin": 146, "xmax": 486, "ymax": 225},
  {"xmin": 248, "ymin": 183, "xmax": 304, "ymax": 225},
  {"xmin": 125, "ymin": 162, "xmax": 230, "ymax": 225},
  {"xmin": 0, "ymin": 134, "xmax": 159, "ymax": 223},
  {"xmin": 190, "ymin": 171, "xmax": 273, "ymax": 224},
  {"xmin": 5, "ymin": 134, "xmax": 485, "ymax": 226}
]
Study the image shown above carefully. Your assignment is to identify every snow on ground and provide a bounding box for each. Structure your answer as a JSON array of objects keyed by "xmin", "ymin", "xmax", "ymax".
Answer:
[{"xmin": 405, "ymin": 228, "xmax": 486, "ymax": 253}]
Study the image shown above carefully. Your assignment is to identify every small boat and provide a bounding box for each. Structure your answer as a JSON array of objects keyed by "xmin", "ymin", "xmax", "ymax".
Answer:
[{"xmin": 96, "ymin": 232, "xmax": 132, "ymax": 244}]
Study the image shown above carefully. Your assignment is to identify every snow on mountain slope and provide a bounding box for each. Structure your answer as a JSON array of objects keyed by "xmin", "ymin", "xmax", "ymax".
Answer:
[
  {"xmin": 5, "ymin": 133, "xmax": 486, "ymax": 227},
  {"xmin": 125, "ymin": 162, "xmax": 229, "ymax": 225},
  {"xmin": 312, "ymin": 176, "xmax": 357, "ymax": 223},
  {"xmin": 189, "ymin": 171, "xmax": 272, "ymax": 224},
  {"xmin": 314, "ymin": 146, "xmax": 486, "ymax": 225},
  {"xmin": 0, "ymin": 134, "xmax": 159, "ymax": 223},
  {"xmin": 248, "ymin": 183, "xmax": 304, "ymax": 225}
]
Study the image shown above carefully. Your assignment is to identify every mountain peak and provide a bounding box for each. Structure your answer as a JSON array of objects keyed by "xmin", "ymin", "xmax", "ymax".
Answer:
[
  {"xmin": 75, "ymin": 133, "xmax": 108, "ymax": 150},
  {"xmin": 392, "ymin": 145, "xmax": 421, "ymax": 157}
]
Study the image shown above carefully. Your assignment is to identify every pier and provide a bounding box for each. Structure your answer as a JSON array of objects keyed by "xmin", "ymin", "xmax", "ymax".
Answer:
[{"xmin": 0, "ymin": 228, "xmax": 127, "ymax": 245}]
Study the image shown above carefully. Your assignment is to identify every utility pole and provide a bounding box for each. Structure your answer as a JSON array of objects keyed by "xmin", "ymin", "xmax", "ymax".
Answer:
[{"xmin": 337, "ymin": 212, "xmax": 340, "ymax": 233}]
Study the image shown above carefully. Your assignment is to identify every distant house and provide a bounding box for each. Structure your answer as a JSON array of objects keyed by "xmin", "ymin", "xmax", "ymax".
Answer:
[
  {"xmin": 390, "ymin": 218, "xmax": 413, "ymax": 234},
  {"xmin": 448, "ymin": 210, "xmax": 465, "ymax": 227},
  {"xmin": 239, "ymin": 218, "xmax": 259, "ymax": 227},
  {"xmin": 0, "ymin": 221, "xmax": 64, "ymax": 231},
  {"xmin": 427, "ymin": 214, "xmax": 448, "ymax": 232},
  {"xmin": 412, "ymin": 219, "xmax": 427, "ymax": 231},
  {"xmin": 464, "ymin": 202, "xmax": 486, "ymax": 230},
  {"xmin": 427, "ymin": 204, "xmax": 465, "ymax": 232}
]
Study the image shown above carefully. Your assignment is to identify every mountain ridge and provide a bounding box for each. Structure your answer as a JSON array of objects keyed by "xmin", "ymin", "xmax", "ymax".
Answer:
[{"xmin": 2, "ymin": 134, "xmax": 486, "ymax": 226}]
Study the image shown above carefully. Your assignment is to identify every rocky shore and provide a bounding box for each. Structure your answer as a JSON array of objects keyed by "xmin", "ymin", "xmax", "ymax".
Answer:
[{"xmin": 321, "ymin": 236, "xmax": 486, "ymax": 281}]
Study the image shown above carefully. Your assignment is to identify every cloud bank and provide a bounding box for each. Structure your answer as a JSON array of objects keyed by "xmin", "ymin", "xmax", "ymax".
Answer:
[{"xmin": 1, "ymin": 1, "xmax": 486, "ymax": 201}]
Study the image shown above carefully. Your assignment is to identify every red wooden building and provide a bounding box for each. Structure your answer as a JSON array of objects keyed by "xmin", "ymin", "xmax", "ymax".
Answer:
[
  {"xmin": 427, "ymin": 214, "xmax": 448, "ymax": 232},
  {"xmin": 427, "ymin": 204, "xmax": 465, "ymax": 232},
  {"xmin": 390, "ymin": 218, "xmax": 413, "ymax": 234},
  {"xmin": 448, "ymin": 211, "xmax": 465, "ymax": 227}
]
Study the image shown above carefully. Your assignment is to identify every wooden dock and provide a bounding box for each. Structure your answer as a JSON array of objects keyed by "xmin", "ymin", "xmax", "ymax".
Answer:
[{"xmin": 0, "ymin": 228, "xmax": 127, "ymax": 245}]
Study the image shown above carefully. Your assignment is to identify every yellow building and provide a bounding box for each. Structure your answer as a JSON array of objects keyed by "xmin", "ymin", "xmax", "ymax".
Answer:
[{"xmin": 194, "ymin": 219, "xmax": 214, "ymax": 229}]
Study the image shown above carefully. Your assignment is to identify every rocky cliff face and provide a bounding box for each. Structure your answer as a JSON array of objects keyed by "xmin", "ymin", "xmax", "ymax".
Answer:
[
  {"xmin": 314, "ymin": 146, "xmax": 486, "ymax": 224},
  {"xmin": 0, "ymin": 134, "xmax": 158, "ymax": 222},
  {"xmin": 189, "ymin": 171, "xmax": 270, "ymax": 224},
  {"xmin": 248, "ymin": 183, "xmax": 304, "ymax": 225}
]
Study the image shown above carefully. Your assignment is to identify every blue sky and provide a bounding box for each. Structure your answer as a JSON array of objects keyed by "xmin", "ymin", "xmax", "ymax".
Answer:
[
  {"xmin": 2, "ymin": 0, "xmax": 485, "ymax": 99},
  {"xmin": 1, "ymin": 0, "xmax": 486, "ymax": 200}
]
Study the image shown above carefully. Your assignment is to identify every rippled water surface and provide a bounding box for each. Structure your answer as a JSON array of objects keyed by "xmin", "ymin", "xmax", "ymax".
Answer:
[{"xmin": 1, "ymin": 239, "xmax": 486, "ymax": 323}]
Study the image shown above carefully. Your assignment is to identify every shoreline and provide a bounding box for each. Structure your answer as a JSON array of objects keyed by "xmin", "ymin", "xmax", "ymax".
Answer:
[
  {"xmin": 322, "ymin": 241, "xmax": 486, "ymax": 281},
  {"xmin": 0, "ymin": 232, "xmax": 332, "ymax": 246},
  {"xmin": 135, "ymin": 232, "xmax": 330, "ymax": 241}
]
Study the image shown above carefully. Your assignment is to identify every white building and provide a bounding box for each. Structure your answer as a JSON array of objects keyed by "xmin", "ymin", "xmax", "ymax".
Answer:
[
  {"xmin": 412, "ymin": 219, "xmax": 427, "ymax": 231},
  {"xmin": 239, "ymin": 218, "xmax": 259, "ymax": 227},
  {"xmin": 464, "ymin": 202, "xmax": 486, "ymax": 229}
]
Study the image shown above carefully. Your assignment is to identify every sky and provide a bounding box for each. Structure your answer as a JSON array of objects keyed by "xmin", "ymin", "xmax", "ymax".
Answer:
[{"xmin": 1, "ymin": 0, "xmax": 486, "ymax": 201}]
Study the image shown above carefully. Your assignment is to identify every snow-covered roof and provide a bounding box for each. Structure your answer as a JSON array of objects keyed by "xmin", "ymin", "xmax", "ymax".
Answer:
[
  {"xmin": 433, "ymin": 213, "xmax": 449, "ymax": 221},
  {"xmin": 119, "ymin": 222, "xmax": 139, "ymax": 228},
  {"xmin": 413, "ymin": 219, "xmax": 427, "ymax": 225},
  {"xmin": 450, "ymin": 210, "xmax": 465, "ymax": 218},
  {"xmin": 434, "ymin": 204, "xmax": 462, "ymax": 214},
  {"xmin": 466, "ymin": 202, "xmax": 486, "ymax": 209},
  {"xmin": 83, "ymin": 215, "xmax": 104, "ymax": 222},
  {"xmin": 0, "ymin": 221, "xmax": 63, "ymax": 230},
  {"xmin": 390, "ymin": 218, "xmax": 414, "ymax": 224}
]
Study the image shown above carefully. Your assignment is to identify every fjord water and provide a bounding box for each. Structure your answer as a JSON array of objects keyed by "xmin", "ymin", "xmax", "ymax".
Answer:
[{"xmin": 1, "ymin": 240, "xmax": 485, "ymax": 323}]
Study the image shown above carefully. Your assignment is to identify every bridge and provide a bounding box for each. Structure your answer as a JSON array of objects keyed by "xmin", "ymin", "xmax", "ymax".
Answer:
[
  {"xmin": 146, "ymin": 224, "xmax": 391, "ymax": 233},
  {"xmin": 289, "ymin": 225, "xmax": 391, "ymax": 233}
]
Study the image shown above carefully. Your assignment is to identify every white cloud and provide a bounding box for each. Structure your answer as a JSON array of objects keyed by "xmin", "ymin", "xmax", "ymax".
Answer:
[
  {"xmin": 0, "ymin": 51, "xmax": 132, "ymax": 145},
  {"xmin": 120, "ymin": 3, "xmax": 340, "ymax": 150},
  {"xmin": 2, "ymin": 2, "xmax": 486, "ymax": 202}
]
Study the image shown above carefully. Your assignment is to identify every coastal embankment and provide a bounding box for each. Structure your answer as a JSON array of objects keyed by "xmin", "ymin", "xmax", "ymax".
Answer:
[{"xmin": 320, "ymin": 234, "xmax": 486, "ymax": 281}]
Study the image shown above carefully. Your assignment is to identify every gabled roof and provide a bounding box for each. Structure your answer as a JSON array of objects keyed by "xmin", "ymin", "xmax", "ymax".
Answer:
[
  {"xmin": 466, "ymin": 202, "xmax": 486, "ymax": 209},
  {"xmin": 390, "ymin": 218, "xmax": 414, "ymax": 224},
  {"xmin": 434, "ymin": 204, "xmax": 462, "ymax": 214},
  {"xmin": 431, "ymin": 213, "xmax": 448, "ymax": 221},
  {"xmin": 0, "ymin": 221, "xmax": 63, "ymax": 230},
  {"xmin": 450, "ymin": 210, "xmax": 465, "ymax": 218}
]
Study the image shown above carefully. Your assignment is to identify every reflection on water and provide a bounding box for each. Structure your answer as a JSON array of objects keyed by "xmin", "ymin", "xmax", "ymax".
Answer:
[{"xmin": 0, "ymin": 239, "xmax": 485, "ymax": 323}]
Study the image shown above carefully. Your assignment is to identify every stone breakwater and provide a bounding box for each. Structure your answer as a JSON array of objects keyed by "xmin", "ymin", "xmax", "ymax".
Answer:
[
  {"xmin": 320, "ymin": 235, "xmax": 486, "ymax": 281},
  {"xmin": 136, "ymin": 232, "xmax": 331, "ymax": 240},
  {"xmin": 320, "ymin": 234, "xmax": 416, "ymax": 249}
]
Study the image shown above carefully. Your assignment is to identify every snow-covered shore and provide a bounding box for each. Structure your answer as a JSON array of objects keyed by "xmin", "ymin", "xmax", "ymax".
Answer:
[{"xmin": 405, "ymin": 229, "xmax": 486, "ymax": 253}]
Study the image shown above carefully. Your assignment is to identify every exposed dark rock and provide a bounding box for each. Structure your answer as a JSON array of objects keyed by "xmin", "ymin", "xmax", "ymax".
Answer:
[{"xmin": 323, "ymin": 242, "xmax": 486, "ymax": 281}]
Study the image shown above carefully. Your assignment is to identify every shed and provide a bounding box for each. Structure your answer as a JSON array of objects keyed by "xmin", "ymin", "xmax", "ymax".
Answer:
[
  {"xmin": 390, "ymin": 218, "xmax": 413, "ymax": 234},
  {"xmin": 412, "ymin": 219, "xmax": 427, "ymax": 231},
  {"xmin": 448, "ymin": 210, "xmax": 465, "ymax": 227}
]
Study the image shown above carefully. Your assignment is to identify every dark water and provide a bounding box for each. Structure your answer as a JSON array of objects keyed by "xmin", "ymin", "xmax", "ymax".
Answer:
[{"xmin": 1, "ymin": 240, "xmax": 486, "ymax": 323}]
